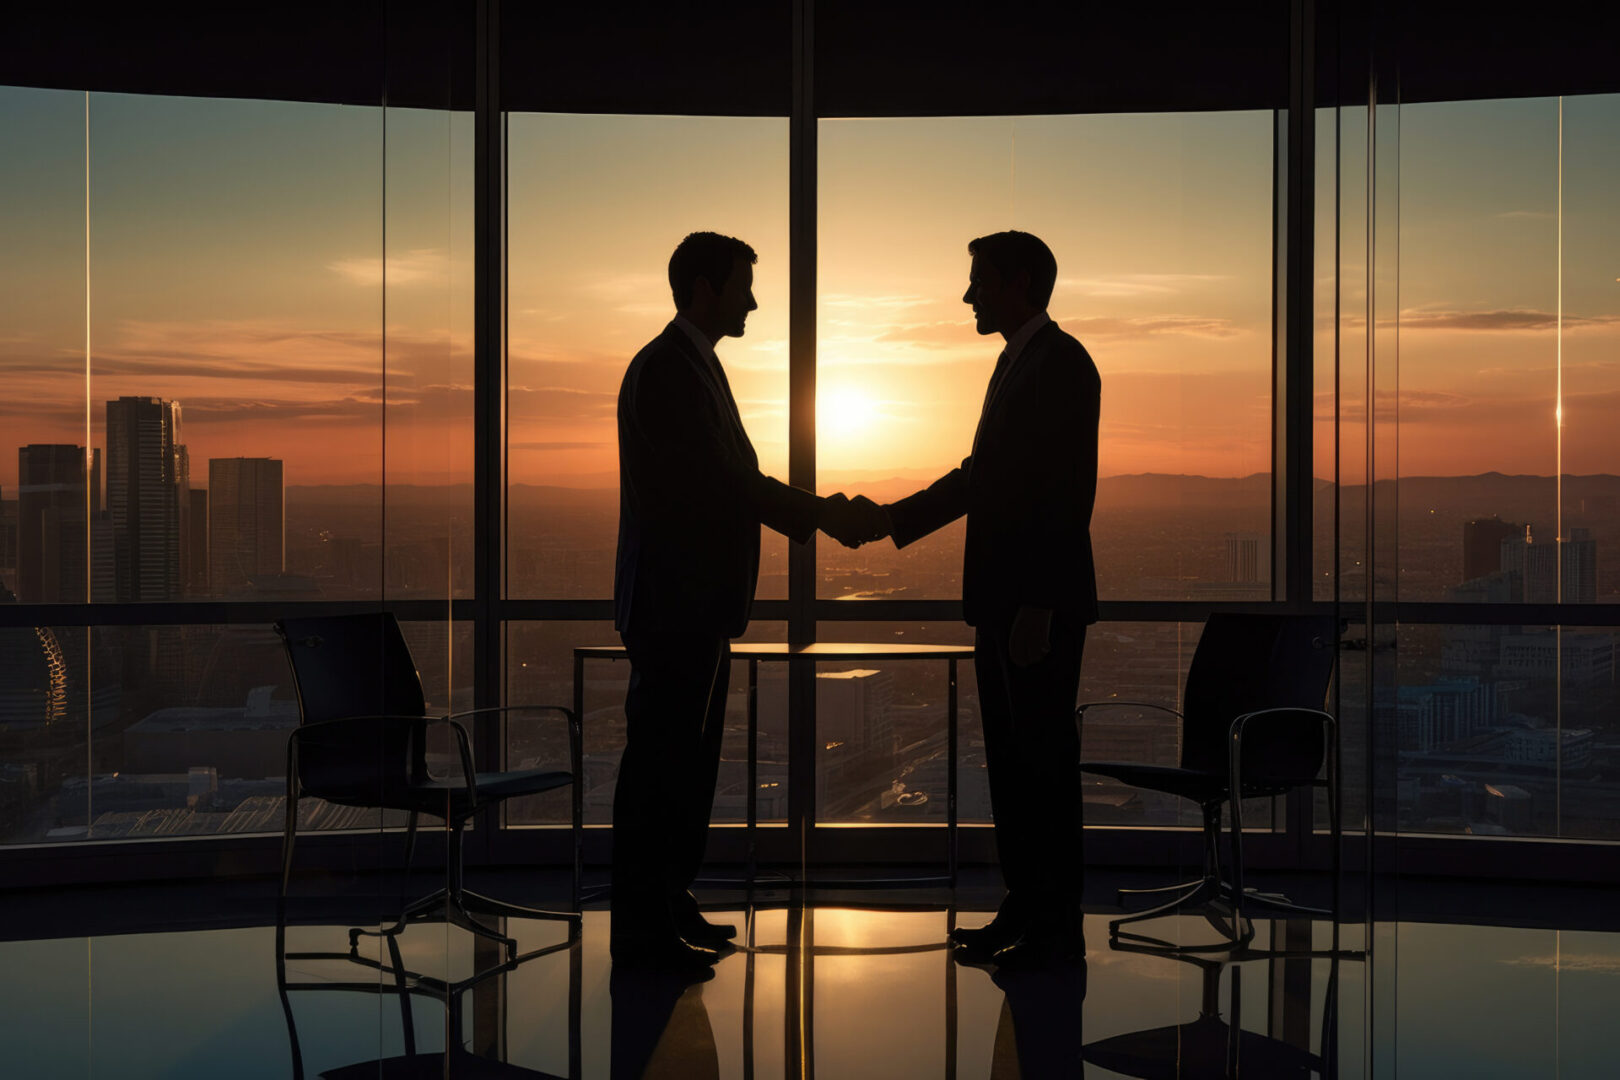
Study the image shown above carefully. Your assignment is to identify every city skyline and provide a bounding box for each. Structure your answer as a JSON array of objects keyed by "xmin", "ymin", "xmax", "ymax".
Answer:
[{"xmin": 3, "ymin": 91, "xmax": 1617, "ymax": 492}]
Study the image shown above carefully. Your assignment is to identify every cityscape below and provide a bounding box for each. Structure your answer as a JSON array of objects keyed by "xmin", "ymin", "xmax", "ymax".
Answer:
[{"xmin": 1, "ymin": 397, "xmax": 1617, "ymax": 849}]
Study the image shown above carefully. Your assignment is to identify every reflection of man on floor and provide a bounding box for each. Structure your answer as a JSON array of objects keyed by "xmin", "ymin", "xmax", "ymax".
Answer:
[
  {"xmin": 612, "ymin": 231, "xmax": 878, "ymax": 971},
  {"xmin": 877, "ymin": 231, "xmax": 1100, "ymax": 968},
  {"xmin": 610, "ymin": 966, "xmax": 720, "ymax": 1080}
]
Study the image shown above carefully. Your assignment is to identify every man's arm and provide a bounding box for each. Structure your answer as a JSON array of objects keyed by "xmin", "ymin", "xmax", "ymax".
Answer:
[
  {"xmin": 630, "ymin": 350, "xmax": 824, "ymax": 543},
  {"xmin": 882, "ymin": 458, "xmax": 971, "ymax": 548}
]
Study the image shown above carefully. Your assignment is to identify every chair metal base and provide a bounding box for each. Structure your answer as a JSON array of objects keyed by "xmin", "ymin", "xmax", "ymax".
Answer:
[
  {"xmin": 1110, "ymin": 870, "xmax": 1331, "ymax": 953},
  {"xmin": 350, "ymin": 884, "xmax": 581, "ymax": 961}
]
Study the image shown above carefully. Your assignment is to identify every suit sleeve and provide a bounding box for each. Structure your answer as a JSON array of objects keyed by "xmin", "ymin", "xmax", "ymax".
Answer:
[
  {"xmin": 885, "ymin": 458, "xmax": 971, "ymax": 548},
  {"xmin": 629, "ymin": 350, "xmax": 822, "ymax": 544}
]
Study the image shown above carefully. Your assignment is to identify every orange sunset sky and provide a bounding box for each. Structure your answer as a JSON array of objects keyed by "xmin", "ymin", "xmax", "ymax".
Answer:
[{"xmin": 1, "ymin": 90, "xmax": 1616, "ymax": 493}]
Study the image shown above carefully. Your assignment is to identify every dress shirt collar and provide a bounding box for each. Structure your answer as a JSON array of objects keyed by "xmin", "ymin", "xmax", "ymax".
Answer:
[
  {"xmin": 1002, "ymin": 311, "xmax": 1052, "ymax": 365},
  {"xmin": 671, "ymin": 314, "xmax": 719, "ymax": 366}
]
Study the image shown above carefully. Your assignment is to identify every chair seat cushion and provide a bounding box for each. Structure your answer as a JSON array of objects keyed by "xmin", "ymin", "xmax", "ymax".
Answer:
[
  {"xmin": 1082, "ymin": 761, "xmax": 1224, "ymax": 802},
  {"xmin": 415, "ymin": 768, "xmax": 574, "ymax": 809},
  {"xmin": 1080, "ymin": 761, "xmax": 1302, "ymax": 804}
]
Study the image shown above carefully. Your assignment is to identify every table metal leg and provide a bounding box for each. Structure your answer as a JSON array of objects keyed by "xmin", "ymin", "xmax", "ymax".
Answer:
[
  {"xmin": 748, "ymin": 658, "xmax": 759, "ymax": 885},
  {"xmin": 947, "ymin": 658, "xmax": 958, "ymax": 889}
]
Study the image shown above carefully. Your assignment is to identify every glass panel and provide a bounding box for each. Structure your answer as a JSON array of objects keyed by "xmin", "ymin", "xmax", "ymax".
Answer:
[
  {"xmin": 505, "ymin": 114, "xmax": 791, "ymax": 601},
  {"xmin": 817, "ymin": 112, "xmax": 1275, "ymax": 602},
  {"xmin": 1, "ymin": 87, "xmax": 90, "ymax": 605},
  {"xmin": 505, "ymin": 620, "xmax": 788, "ymax": 826},
  {"xmin": 0, "ymin": 626, "xmax": 95, "ymax": 844},
  {"xmin": 1560, "ymin": 94, "xmax": 1620, "ymax": 602},
  {"xmin": 86, "ymin": 92, "xmax": 386, "ymax": 603},
  {"xmin": 816, "ymin": 620, "xmax": 1228, "ymax": 829},
  {"xmin": 383, "ymin": 107, "xmax": 474, "ymax": 600},
  {"xmin": 812, "ymin": 621, "xmax": 973, "ymax": 825},
  {"xmin": 1391, "ymin": 623, "xmax": 1619, "ymax": 839},
  {"xmin": 1397, "ymin": 97, "xmax": 1560, "ymax": 604}
]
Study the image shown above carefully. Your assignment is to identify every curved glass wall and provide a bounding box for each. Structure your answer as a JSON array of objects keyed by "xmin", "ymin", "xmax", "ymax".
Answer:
[{"xmin": 0, "ymin": 0, "xmax": 1616, "ymax": 890}]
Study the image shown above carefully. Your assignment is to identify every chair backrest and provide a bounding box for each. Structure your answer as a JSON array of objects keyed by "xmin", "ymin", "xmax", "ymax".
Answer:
[
  {"xmin": 1179, "ymin": 613, "xmax": 1337, "ymax": 778},
  {"xmin": 275, "ymin": 612, "xmax": 429, "ymax": 806}
]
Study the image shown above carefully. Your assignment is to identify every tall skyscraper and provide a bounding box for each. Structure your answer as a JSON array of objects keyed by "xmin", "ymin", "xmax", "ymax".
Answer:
[
  {"xmin": 1463, "ymin": 516, "xmax": 1522, "ymax": 583},
  {"xmin": 16, "ymin": 444, "xmax": 100, "ymax": 603},
  {"xmin": 106, "ymin": 396, "xmax": 188, "ymax": 602},
  {"xmin": 188, "ymin": 488, "xmax": 210, "ymax": 595},
  {"xmin": 207, "ymin": 457, "xmax": 283, "ymax": 595},
  {"xmin": 0, "ymin": 492, "xmax": 17, "ymax": 598},
  {"xmin": 1501, "ymin": 525, "xmax": 1597, "ymax": 604},
  {"xmin": 1224, "ymin": 532, "xmax": 1270, "ymax": 585}
]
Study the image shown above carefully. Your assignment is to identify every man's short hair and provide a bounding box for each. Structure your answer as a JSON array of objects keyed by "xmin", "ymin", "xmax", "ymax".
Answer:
[
  {"xmin": 669, "ymin": 231, "xmax": 758, "ymax": 309},
  {"xmin": 967, "ymin": 231, "xmax": 1058, "ymax": 310}
]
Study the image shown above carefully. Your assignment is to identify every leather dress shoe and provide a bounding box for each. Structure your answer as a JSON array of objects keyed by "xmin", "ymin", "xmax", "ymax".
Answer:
[
  {"xmin": 610, "ymin": 935, "xmax": 723, "ymax": 972},
  {"xmin": 674, "ymin": 893, "xmax": 738, "ymax": 946},
  {"xmin": 950, "ymin": 917, "xmax": 1026, "ymax": 964},
  {"xmin": 680, "ymin": 918, "xmax": 737, "ymax": 949}
]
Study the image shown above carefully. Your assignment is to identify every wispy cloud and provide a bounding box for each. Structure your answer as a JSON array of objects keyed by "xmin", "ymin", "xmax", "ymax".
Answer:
[
  {"xmin": 1493, "ymin": 210, "xmax": 1554, "ymax": 220},
  {"xmin": 1505, "ymin": 953, "xmax": 1620, "ymax": 974},
  {"xmin": 510, "ymin": 441, "xmax": 606, "ymax": 452},
  {"xmin": 821, "ymin": 293, "xmax": 936, "ymax": 311},
  {"xmin": 1058, "ymin": 273, "xmax": 1228, "ymax": 299},
  {"xmin": 328, "ymin": 248, "xmax": 451, "ymax": 287},
  {"xmin": 1062, "ymin": 314, "xmax": 1245, "ymax": 339},
  {"xmin": 1400, "ymin": 308, "xmax": 1620, "ymax": 332},
  {"xmin": 872, "ymin": 320, "xmax": 977, "ymax": 348}
]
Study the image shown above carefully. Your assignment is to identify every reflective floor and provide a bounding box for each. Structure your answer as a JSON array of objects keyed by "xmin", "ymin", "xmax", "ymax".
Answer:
[{"xmin": 3, "ymin": 876, "xmax": 1619, "ymax": 1078}]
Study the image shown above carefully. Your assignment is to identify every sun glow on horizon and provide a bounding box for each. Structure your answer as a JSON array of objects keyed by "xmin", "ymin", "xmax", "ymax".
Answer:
[{"xmin": 818, "ymin": 385, "xmax": 881, "ymax": 445}]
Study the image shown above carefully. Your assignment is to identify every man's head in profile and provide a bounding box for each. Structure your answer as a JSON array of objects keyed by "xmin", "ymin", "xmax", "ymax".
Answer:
[
  {"xmin": 962, "ymin": 230, "xmax": 1057, "ymax": 338},
  {"xmin": 670, "ymin": 231, "xmax": 759, "ymax": 342}
]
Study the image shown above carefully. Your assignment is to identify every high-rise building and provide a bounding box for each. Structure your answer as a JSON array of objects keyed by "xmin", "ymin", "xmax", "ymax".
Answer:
[
  {"xmin": 1502, "ymin": 525, "xmax": 1597, "ymax": 604},
  {"xmin": 16, "ymin": 444, "xmax": 99, "ymax": 603},
  {"xmin": 0, "ymin": 493, "xmax": 17, "ymax": 597},
  {"xmin": 188, "ymin": 488, "xmax": 210, "ymax": 595},
  {"xmin": 1463, "ymin": 516, "xmax": 1523, "ymax": 583},
  {"xmin": 1224, "ymin": 532, "xmax": 1270, "ymax": 585},
  {"xmin": 106, "ymin": 396, "xmax": 188, "ymax": 602},
  {"xmin": 207, "ymin": 458, "xmax": 283, "ymax": 595}
]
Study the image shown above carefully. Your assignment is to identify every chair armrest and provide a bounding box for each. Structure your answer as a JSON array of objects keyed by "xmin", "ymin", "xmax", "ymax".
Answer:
[
  {"xmin": 288, "ymin": 714, "xmax": 478, "ymax": 805},
  {"xmin": 441, "ymin": 704, "xmax": 580, "ymax": 777},
  {"xmin": 1075, "ymin": 699, "xmax": 1186, "ymax": 722}
]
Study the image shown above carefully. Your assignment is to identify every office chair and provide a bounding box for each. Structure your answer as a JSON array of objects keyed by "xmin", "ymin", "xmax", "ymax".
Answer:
[
  {"xmin": 276, "ymin": 909, "xmax": 578, "ymax": 1080},
  {"xmin": 275, "ymin": 613, "xmax": 582, "ymax": 960},
  {"xmin": 1078, "ymin": 612, "xmax": 1338, "ymax": 948},
  {"xmin": 1082, "ymin": 931, "xmax": 1357, "ymax": 1079}
]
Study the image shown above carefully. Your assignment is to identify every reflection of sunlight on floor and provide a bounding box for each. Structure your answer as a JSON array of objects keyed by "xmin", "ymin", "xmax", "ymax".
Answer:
[{"xmin": 3, "ymin": 900, "xmax": 1618, "ymax": 1078}]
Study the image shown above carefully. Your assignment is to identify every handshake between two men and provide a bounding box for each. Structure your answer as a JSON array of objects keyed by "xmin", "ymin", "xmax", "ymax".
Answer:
[{"xmin": 818, "ymin": 493, "xmax": 891, "ymax": 549}]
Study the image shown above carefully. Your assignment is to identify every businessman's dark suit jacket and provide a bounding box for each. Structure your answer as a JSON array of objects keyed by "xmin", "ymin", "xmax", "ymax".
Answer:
[
  {"xmin": 886, "ymin": 320, "xmax": 1100, "ymax": 628},
  {"xmin": 615, "ymin": 322, "xmax": 821, "ymax": 637},
  {"xmin": 611, "ymin": 320, "xmax": 820, "ymax": 940},
  {"xmin": 887, "ymin": 318, "xmax": 1100, "ymax": 935}
]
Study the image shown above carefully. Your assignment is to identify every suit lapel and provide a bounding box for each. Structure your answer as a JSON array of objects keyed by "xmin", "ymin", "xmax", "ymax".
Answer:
[
  {"xmin": 668, "ymin": 326, "xmax": 756, "ymax": 466},
  {"xmin": 971, "ymin": 322, "xmax": 1055, "ymax": 458}
]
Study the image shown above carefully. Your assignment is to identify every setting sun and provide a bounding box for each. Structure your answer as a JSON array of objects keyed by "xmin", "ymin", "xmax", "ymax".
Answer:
[{"xmin": 819, "ymin": 385, "xmax": 880, "ymax": 443}]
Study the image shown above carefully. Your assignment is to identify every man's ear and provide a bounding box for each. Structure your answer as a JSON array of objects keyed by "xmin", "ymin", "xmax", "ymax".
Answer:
[
  {"xmin": 690, "ymin": 275, "xmax": 718, "ymax": 308},
  {"xmin": 1011, "ymin": 269, "xmax": 1034, "ymax": 305}
]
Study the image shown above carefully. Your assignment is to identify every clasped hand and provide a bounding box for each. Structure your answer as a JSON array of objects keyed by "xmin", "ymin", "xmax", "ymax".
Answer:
[{"xmin": 820, "ymin": 493, "xmax": 891, "ymax": 548}]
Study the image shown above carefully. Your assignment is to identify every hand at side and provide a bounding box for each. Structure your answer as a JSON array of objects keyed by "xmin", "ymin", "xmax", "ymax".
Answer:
[{"xmin": 1008, "ymin": 605, "xmax": 1052, "ymax": 667}]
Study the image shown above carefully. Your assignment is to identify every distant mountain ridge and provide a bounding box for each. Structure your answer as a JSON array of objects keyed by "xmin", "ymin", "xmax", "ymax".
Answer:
[{"xmin": 283, "ymin": 473, "xmax": 1620, "ymax": 516}]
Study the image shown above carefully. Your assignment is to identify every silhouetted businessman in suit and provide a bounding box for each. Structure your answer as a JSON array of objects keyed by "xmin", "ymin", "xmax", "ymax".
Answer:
[
  {"xmin": 613, "ymin": 231, "xmax": 874, "ymax": 970},
  {"xmin": 873, "ymin": 231, "xmax": 1100, "ymax": 968}
]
